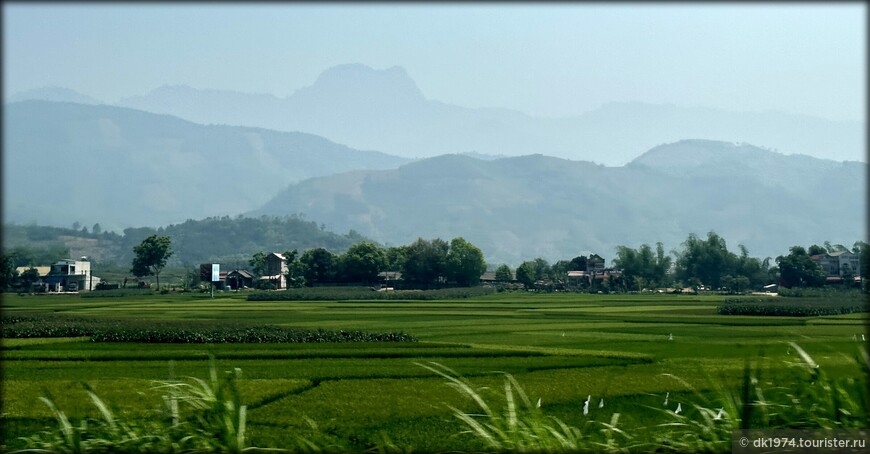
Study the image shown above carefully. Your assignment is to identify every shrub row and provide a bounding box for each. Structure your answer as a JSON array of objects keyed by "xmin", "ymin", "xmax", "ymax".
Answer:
[
  {"xmin": 717, "ymin": 298, "xmax": 868, "ymax": 316},
  {"xmin": 1, "ymin": 313, "xmax": 417, "ymax": 343},
  {"xmin": 80, "ymin": 289, "xmax": 155, "ymax": 298},
  {"xmin": 247, "ymin": 286, "xmax": 496, "ymax": 301},
  {"xmin": 776, "ymin": 287, "xmax": 866, "ymax": 299}
]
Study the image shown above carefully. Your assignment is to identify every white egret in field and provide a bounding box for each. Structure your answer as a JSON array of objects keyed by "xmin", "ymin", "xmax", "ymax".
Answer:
[
  {"xmin": 599, "ymin": 398, "xmax": 605, "ymax": 408},
  {"xmin": 536, "ymin": 397, "xmax": 542, "ymax": 408},
  {"xmin": 715, "ymin": 408, "xmax": 724, "ymax": 420},
  {"xmin": 663, "ymin": 392, "xmax": 669, "ymax": 406},
  {"xmin": 675, "ymin": 403, "xmax": 682, "ymax": 414},
  {"xmin": 863, "ymin": 334, "xmax": 866, "ymax": 342},
  {"xmin": 668, "ymin": 333, "xmax": 673, "ymax": 341},
  {"xmin": 583, "ymin": 395, "xmax": 591, "ymax": 415},
  {"xmin": 853, "ymin": 334, "xmax": 858, "ymax": 341},
  {"xmin": 561, "ymin": 332, "xmax": 566, "ymax": 337}
]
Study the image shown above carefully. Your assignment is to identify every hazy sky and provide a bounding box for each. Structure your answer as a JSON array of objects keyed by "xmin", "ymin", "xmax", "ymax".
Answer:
[{"xmin": 3, "ymin": 2, "xmax": 866, "ymax": 122}]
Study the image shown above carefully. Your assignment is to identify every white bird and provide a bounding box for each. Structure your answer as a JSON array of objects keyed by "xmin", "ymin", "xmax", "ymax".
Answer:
[
  {"xmin": 675, "ymin": 403, "xmax": 682, "ymax": 414},
  {"xmin": 583, "ymin": 395, "xmax": 591, "ymax": 415},
  {"xmin": 852, "ymin": 334, "xmax": 858, "ymax": 341},
  {"xmin": 561, "ymin": 332, "xmax": 565, "ymax": 337},
  {"xmin": 599, "ymin": 398, "xmax": 605, "ymax": 408},
  {"xmin": 663, "ymin": 392, "xmax": 669, "ymax": 406},
  {"xmin": 668, "ymin": 333, "xmax": 673, "ymax": 341},
  {"xmin": 863, "ymin": 334, "xmax": 866, "ymax": 342},
  {"xmin": 715, "ymin": 408, "xmax": 724, "ymax": 420},
  {"xmin": 536, "ymin": 397, "xmax": 542, "ymax": 408}
]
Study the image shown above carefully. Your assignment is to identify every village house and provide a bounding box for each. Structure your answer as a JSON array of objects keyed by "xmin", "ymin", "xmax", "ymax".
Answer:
[
  {"xmin": 226, "ymin": 269, "xmax": 255, "ymax": 290},
  {"xmin": 42, "ymin": 257, "xmax": 101, "ymax": 291},
  {"xmin": 811, "ymin": 250, "xmax": 862, "ymax": 284},
  {"xmin": 261, "ymin": 252, "xmax": 288, "ymax": 289}
]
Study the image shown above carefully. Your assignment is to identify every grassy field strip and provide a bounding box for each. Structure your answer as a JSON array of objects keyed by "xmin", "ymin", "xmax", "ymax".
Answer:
[
  {"xmin": 1, "ymin": 337, "xmax": 91, "ymax": 348},
  {"xmin": 522, "ymin": 305, "xmax": 719, "ymax": 313},
  {"xmin": 436, "ymin": 341, "xmax": 654, "ymax": 360},
  {"xmin": 590, "ymin": 313, "xmax": 812, "ymax": 326},
  {"xmin": 1, "ymin": 378, "xmax": 312, "ymax": 419},
  {"xmin": 513, "ymin": 330, "xmax": 688, "ymax": 342},
  {"xmin": 1, "ymin": 355, "xmax": 630, "ymax": 382},
  {"xmin": 1, "ymin": 346, "xmax": 549, "ymax": 361}
]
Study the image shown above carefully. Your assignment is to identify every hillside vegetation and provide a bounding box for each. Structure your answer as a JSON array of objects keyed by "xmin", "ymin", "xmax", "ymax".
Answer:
[
  {"xmin": 253, "ymin": 140, "xmax": 865, "ymax": 264},
  {"xmin": 2, "ymin": 215, "xmax": 366, "ymax": 267}
]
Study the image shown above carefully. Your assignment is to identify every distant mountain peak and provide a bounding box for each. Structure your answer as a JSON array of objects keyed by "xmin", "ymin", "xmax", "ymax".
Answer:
[
  {"xmin": 297, "ymin": 63, "xmax": 425, "ymax": 102},
  {"xmin": 6, "ymin": 86, "xmax": 103, "ymax": 105}
]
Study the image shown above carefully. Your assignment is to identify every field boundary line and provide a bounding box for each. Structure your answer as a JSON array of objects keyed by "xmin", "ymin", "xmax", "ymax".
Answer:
[{"xmin": 432, "ymin": 341, "xmax": 654, "ymax": 360}]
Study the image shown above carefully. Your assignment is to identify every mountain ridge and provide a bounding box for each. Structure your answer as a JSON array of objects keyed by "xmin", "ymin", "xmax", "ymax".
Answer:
[
  {"xmin": 251, "ymin": 140, "xmax": 865, "ymax": 265},
  {"xmin": 13, "ymin": 63, "xmax": 861, "ymax": 163},
  {"xmin": 3, "ymin": 100, "xmax": 410, "ymax": 232}
]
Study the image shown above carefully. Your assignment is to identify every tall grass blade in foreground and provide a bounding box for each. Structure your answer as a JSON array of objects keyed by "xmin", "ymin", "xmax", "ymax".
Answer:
[{"xmin": 418, "ymin": 361, "xmax": 615, "ymax": 452}]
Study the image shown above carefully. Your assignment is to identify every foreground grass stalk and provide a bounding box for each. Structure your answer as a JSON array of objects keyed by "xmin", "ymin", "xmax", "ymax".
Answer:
[
  {"xmin": 14, "ymin": 362, "xmax": 301, "ymax": 454},
  {"xmin": 417, "ymin": 361, "xmax": 591, "ymax": 452}
]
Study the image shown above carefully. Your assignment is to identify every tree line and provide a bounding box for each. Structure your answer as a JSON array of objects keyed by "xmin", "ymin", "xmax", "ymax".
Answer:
[
  {"xmin": 246, "ymin": 237, "xmax": 487, "ymax": 289},
  {"xmin": 491, "ymin": 232, "xmax": 867, "ymax": 293},
  {"xmin": 2, "ymin": 229, "xmax": 866, "ymax": 293}
]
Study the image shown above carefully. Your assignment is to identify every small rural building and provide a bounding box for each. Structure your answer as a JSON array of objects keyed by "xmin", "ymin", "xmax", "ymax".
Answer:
[
  {"xmin": 43, "ymin": 257, "xmax": 101, "ymax": 291},
  {"xmin": 811, "ymin": 251, "xmax": 861, "ymax": 278},
  {"xmin": 226, "ymin": 270, "xmax": 254, "ymax": 290},
  {"xmin": 260, "ymin": 252, "xmax": 288, "ymax": 289}
]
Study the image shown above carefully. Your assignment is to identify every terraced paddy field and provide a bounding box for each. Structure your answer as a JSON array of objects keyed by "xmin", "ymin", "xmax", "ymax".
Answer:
[{"xmin": 1, "ymin": 292, "xmax": 867, "ymax": 452}]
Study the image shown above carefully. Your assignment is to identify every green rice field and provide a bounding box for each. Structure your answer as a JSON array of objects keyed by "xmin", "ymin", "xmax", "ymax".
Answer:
[{"xmin": 1, "ymin": 292, "xmax": 868, "ymax": 452}]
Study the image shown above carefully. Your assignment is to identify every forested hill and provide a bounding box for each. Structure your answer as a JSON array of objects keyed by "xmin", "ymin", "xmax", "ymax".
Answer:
[
  {"xmin": 251, "ymin": 140, "xmax": 866, "ymax": 265},
  {"xmin": 3, "ymin": 100, "xmax": 409, "ymax": 232},
  {"xmin": 2, "ymin": 216, "xmax": 367, "ymax": 268}
]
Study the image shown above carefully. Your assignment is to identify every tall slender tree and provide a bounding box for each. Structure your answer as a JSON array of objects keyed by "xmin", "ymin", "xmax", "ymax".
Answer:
[{"xmin": 131, "ymin": 235, "xmax": 173, "ymax": 289}]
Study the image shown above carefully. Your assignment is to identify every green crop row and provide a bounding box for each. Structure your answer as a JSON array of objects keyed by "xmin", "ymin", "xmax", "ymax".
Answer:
[
  {"xmin": 1, "ymin": 313, "xmax": 417, "ymax": 344},
  {"xmin": 717, "ymin": 300, "xmax": 868, "ymax": 317},
  {"xmin": 246, "ymin": 286, "xmax": 496, "ymax": 301}
]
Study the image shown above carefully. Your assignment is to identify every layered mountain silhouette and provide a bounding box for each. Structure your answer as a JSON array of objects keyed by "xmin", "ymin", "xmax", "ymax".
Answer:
[
  {"xmin": 106, "ymin": 64, "xmax": 865, "ymax": 164},
  {"xmin": 251, "ymin": 140, "xmax": 865, "ymax": 264},
  {"xmin": 3, "ymin": 100, "xmax": 409, "ymax": 231},
  {"xmin": 4, "ymin": 90, "xmax": 864, "ymax": 265}
]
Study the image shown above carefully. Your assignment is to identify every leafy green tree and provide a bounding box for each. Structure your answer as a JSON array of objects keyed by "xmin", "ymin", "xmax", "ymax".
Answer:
[
  {"xmin": 568, "ymin": 256, "xmax": 588, "ymax": 271},
  {"xmin": 807, "ymin": 244, "xmax": 827, "ymax": 256},
  {"xmin": 674, "ymin": 232, "xmax": 737, "ymax": 289},
  {"xmin": 515, "ymin": 261, "xmax": 537, "ymax": 289},
  {"xmin": 340, "ymin": 241, "xmax": 386, "ymax": 284},
  {"xmin": 402, "ymin": 238, "xmax": 449, "ymax": 286},
  {"xmin": 776, "ymin": 246, "xmax": 826, "ymax": 288},
  {"xmin": 532, "ymin": 258, "xmax": 551, "ymax": 281},
  {"xmin": 0, "ymin": 253, "xmax": 16, "ymax": 292},
  {"xmin": 385, "ymin": 246, "xmax": 408, "ymax": 272},
  {"xmin": 19, "ymin": 267, "xmax": 40, "ymax": 291},
  {"xmin": 614, "ymin": 242, "xmax": 672, "ymax": 290},
  {"xmin": 131, "ymin": 235, "xmax": 173, "ymax": 289},
  {"xmin": 550, "ymin": 260, "xmax": 571, "ymax": 280},
  {"xmin": 283, "ymin": 249, "xmax": 306, "ymax": 288},
  {"xmin": 445, "ymin": 237, "xmax": 487, "ymax": 286},
  {"xmin": 853, "ymin": 241, "xmax": 868, "ymax": 290},
  {"xmin": 824, "ymin": 241, "xmax": 849, "ymax": 253},
  {"xmin": 494, "ymin": 264, "xmax": 513, "ymax": 282},
  {"xmin": 733, "ymin": 245, "xmax": 769, "ymax": 289},
  {"xmin": 300, "ymin": 248, "xmax": 337, "ymax": 285},
  {"xmin": 249, "ymin": 252, "xmax": 267, "ymax": 277}
]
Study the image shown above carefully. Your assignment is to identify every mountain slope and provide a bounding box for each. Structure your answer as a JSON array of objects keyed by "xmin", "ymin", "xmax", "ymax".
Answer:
[
  {"xmin": 3, "ymin": 100, "xmax": 410, "ymax": 231},
  {"xmin": 7, "ymin": 86, "xmax": 103, "ymax": 105},
  {"xmin": 251, "ymin": 141, "xmax": 866, "ymax": 265},
  {"xmin": 115, "ymin": 64, "xmax": 866, "ymax": 164}
]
